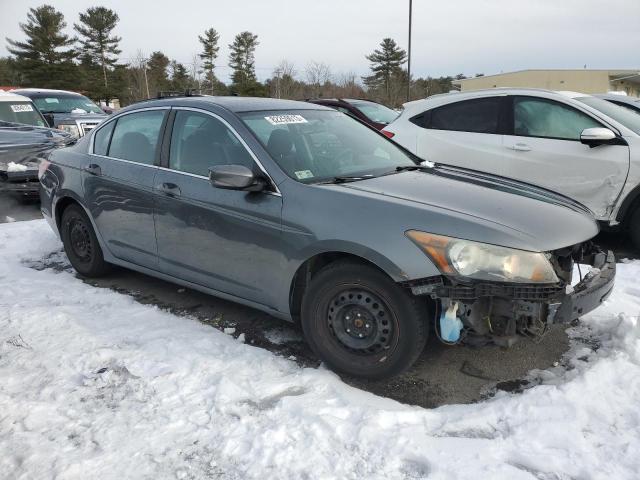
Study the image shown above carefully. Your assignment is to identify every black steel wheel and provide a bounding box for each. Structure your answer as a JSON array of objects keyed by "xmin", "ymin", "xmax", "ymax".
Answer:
[
  {"xmin": 301, "ymin": 260, "xmax": 429, "ymax": 379},
  {"xmin": 60, "ymin": 204, "xmax": 110, "ymax": 277}
]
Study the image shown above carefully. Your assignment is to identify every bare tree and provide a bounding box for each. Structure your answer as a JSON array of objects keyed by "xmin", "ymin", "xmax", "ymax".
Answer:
[
  {"xmin": 305, "ymin": 61, "xmax": 332, "ymax": 97},
  {"xmin": 272, "ymin": 60, "xmax": 297, "ymax": 99}
]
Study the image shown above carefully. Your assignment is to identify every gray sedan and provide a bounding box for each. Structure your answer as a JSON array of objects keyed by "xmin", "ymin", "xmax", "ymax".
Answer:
[{"xmin": 39, "ymin": 96, "xmax": 615, "ymax": 379}]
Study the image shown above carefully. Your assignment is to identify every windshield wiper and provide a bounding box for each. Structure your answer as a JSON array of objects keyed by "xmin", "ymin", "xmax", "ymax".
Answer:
[
  {"xmin": 395, "ymin": 162, "xmax": 435, "ymax": 173},
  {"xmin": 321, "ymin": 174, "xmax": 376, "ymax": 184}
]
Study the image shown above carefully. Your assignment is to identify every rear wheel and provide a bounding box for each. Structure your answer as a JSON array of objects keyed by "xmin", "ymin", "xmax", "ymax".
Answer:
[
  {"xmin": 60, "ymin": 204, "xmax": 110, "ymax": 277},
  {"xmin": 630, "ymin": 206, "xmax": 640, "ymax": 252},
  {"xmin": 301, "ymin": 261, "xmax": 429, "ymax": 379}
]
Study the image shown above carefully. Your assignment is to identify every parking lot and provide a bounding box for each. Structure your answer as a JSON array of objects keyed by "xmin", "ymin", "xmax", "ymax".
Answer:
[{"xmin": 4, "ymin": 193, "xmax": 635, "ymax": 408}]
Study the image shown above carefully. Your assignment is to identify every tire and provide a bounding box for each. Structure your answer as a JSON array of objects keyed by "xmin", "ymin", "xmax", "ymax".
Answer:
[
  {"xmin": 60, "ymin": 204, "xmax": 110, "ymax": 277},
  {"xmin": 301, "ymin": 260, "xmax": 429, "ymax": 380},
  {"xmin": 630, "ymin": 206, "xmax": 640, "ymax": 252}
]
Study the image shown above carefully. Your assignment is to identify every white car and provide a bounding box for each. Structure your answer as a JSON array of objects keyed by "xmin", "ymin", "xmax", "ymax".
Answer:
[{"xmin": 384, "ymin": 88, "xmax": 640, "ymax": 247}]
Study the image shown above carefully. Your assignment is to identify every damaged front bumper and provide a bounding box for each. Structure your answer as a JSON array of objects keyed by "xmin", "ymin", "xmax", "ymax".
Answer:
[{"xmin": 404, "ymin": 246, "xmax": 616, "ymax": 345}]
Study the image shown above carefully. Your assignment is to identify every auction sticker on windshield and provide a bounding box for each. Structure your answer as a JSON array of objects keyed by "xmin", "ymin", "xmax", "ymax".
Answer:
[
  {"xmin": 10, "ymin": 104, "xmax": 34, "ymax": 112},
  {"xmin": 264, "ymin": 114, "xmax": 308, "ymax": 125},
  {"xmin": 294, "ymin": 169, "xmax": 314, "ymax": 180}
]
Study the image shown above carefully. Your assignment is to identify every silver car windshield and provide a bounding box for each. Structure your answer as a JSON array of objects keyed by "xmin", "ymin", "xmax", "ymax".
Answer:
[
  {"xmin": 577, "ymin": 96, "xmax": 640, "ymax": 135},
  {"xmin": 240, "ymin": 109, "xmax": 416, "ymax": 183}
]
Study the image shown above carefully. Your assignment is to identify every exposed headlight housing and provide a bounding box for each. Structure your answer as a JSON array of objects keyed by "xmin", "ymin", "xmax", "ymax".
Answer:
[
  {"xmin": 405, "ymin": 231, "xmax": 559, "ymax": 284},
  {"xmin": 58, "ymin": 124, "xmax": 80, "ymax": 138}
]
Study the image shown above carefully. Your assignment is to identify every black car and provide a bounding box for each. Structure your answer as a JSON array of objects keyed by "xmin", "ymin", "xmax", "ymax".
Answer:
[
  {"xmin": 39, "ymin": 95, "xmax": 614, "ymax": 379},
  {"xmin": 306, "ymin": 98, "xmax": 399, "ymax": 130},
  {"xmin": 12, "ymin": 88, "xmax": 108, "ymax": 138}
]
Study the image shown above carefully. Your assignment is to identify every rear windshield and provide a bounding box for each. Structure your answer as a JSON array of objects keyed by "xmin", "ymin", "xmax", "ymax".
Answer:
[
  {"xmin": 31, "ymin": 94, "xmax": 103, "ymax": 114},
  {"xmin": 0, "ymin": 101, "xmax": 46, "ymax": 127},
  {"xmin": 348, "ymin": 100, "xmax": 399, "ymax": 124},
  {"xmin": 577, "ymin": 96, "xmax": 640, "ymax": 135},
  {"xmin": 240, "ymin": 109, "xmax": 415, "ymax": 183}
]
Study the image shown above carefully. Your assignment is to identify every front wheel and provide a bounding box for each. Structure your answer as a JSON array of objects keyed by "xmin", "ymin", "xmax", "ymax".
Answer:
[
  {"xmin": 301, "ymin": 261, "xmax": 429, "ymax": 379},
  {"xmin": 60, "ymin": 204, "xmax": 110, "ymax": 277}
]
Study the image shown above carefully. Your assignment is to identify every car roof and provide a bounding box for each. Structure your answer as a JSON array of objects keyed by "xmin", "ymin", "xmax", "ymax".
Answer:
[
  {"xmin": 131, "ymin": 96, "xmax": 334, "ymax": 113},
  {"xmin": 11, "ymin": 88, "xmax": 86, "ymax": 98},
  {"xmin": 594, "ymin": 93, "xmax": 640, "ymax": 104},
  {"xmin": 400, "ymin": 87, "xmax": 561, "ymax": 116},
  {"xmin": 0, "ymin": 90, "xmax": 32, "ymax": 102}
]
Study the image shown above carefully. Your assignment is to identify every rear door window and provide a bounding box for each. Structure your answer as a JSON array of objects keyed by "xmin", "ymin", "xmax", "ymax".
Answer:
[
  {"xmin": 512, "ymin": 97, "xmax": 601, "ymax": 140},
  {"xmin": 427, "ymin": 97, "xmax": 502, "ymax": 133},
  {"xmin": 93, "ymin": 121, "xmax": 115, "ymax": 156},
  {"xmin": 107, "ymin": 110, "xmax": 165, "ymax": 164}
]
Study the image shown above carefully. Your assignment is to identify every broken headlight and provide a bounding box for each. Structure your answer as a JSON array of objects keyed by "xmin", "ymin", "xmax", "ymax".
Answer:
[{"xmin": 405, "ymin": 231, "xmax": 559, "ymax": 284}]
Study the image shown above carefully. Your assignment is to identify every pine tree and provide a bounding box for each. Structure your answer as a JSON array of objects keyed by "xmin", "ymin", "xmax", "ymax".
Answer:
[
  {"xmin": 228, "ymin": 31, "xmax": 259, "ymax": 94},
  {"xmin": 146, "ymin": 51, "xmax": 170, "ymax": 96},
  {"xmin": 198, "ymin": 28, "xmax": 220, "ymax": 94},
  {"xmin": 363, "ymin": 38, "xmax": 407, "ymax": 101},
  {"xmin": 6, "ymin": 5, "xmax": 76, "ymax": 88},
  {"xmin": 74, "ymin": 7, "xmax": 121, "ymax": 94},
  {"xmin": 169, "ymin": 60, "xmax": 192, "ymax": 91}
]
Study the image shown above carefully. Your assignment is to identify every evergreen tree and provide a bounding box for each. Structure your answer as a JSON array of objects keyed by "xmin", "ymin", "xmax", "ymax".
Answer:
[
  {"xmin": 198, "ymin": 28, "xmax": 220, "ymax": 94},
  {"xmin": 363, "ymin": 38, "xmax": 407, "ymax": 101},
  {"xmin": 228, "ymin": 31, "xmax": 259, "ymax": 95},
  {"xmin": 74, "ymin": 6, "xmax": 121, "ymax": 97},
  {"xmin": 146, "ymin": 51, "xmax": 170, "ymax": 96},
  {"xmin": 6, "ymin": 5, "xmax": 76, "ymax": 88},
  {"xmin": 169, "ymin": 60, "xmax": 192, "ymax": 91}
]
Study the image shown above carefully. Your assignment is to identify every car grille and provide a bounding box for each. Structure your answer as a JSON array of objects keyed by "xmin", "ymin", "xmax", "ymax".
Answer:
[{"xmin": 78, "ymin": 121, "xmax": 100, "ymax": 136}]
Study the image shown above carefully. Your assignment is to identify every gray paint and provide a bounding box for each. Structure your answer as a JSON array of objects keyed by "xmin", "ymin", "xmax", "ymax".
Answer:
[{"xmin": 40, "ymin": 96, "xmax": 600, "ymax": 320}]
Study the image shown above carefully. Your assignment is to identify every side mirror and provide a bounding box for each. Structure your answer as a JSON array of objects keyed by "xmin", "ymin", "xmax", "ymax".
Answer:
[
  {"xmin": 208, "ymin": 164, "xmax": 265, "ymax": 192},
  {"xmin": 580, "ymin": 127, "xmax": 617, "ymax": 147}
]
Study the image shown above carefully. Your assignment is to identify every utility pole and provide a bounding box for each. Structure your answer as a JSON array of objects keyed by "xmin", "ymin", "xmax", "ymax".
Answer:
[
  {"xmin": 407, "ymin": 0, "xmax": 413, "ymax": 102},
  {"xmin": 143, "ymin": 58, "xmax": 150, "ymax": 99}
]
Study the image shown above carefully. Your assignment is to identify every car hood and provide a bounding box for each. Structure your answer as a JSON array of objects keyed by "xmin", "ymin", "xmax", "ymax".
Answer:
[
  {"xmin": 338, "ymin": 166, "xmax": 599, "ymax": 252},
  {"xmin": 0, "ymin": 122, "xmax": 74, "ymax": 173},
  {"xmin": 51, "ymin": 112, "xmax": 108, "ymax": 123}
]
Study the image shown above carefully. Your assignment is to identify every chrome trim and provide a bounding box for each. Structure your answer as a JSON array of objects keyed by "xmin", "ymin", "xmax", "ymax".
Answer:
[
  {"xmin": 87, "ymin": 152, "xmax": 159, "ymax": 169},
  {"xmin": 155, "ymin": 165, "xmax": 282, "ymax": 197},
  {"xmin": 170, "ymin": 106, "xmax": 281, "ymax": 196}
]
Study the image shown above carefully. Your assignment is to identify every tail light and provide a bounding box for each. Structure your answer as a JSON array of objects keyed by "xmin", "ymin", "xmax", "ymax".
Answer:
[{"xmin": 381, "ymin": 129, "xmax": 395, "ymax": 139}]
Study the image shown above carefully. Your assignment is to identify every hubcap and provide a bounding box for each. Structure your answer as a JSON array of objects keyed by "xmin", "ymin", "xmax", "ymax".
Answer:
[
  {"xmin": 69, "ymin": 220, "xmax": 92, "ymax": 262},
  {"xmin": 327, "ymin": 288, "xmax": 393, "ymax": 355}
]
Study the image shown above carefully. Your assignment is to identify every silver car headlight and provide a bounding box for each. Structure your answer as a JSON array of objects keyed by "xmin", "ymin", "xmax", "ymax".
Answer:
[
  {"xmin": 58, "ymin": 124, "xmax": 80, "ymax": 138},
  {"xmin": 405, "ymin": 231, "xmax": 559, "ymax": 284}
]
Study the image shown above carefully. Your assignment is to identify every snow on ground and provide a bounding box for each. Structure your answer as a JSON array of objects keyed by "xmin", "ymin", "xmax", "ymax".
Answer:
[{"xmin": 1, "ymin": 219, "xmax": 639, "ymax": 480}]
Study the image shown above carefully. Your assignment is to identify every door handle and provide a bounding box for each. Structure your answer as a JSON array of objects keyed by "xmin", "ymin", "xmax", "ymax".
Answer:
[
  {"xmin": 509, "ymin": 143, "xmax": 531, "ymax": 152},
  {"xmin": 157, "ymin": 182, "xmax": 181, "ymax": 196},
  {"xmin": 82, "ymin": 164, "xmax": 102, "ymax": 176}
]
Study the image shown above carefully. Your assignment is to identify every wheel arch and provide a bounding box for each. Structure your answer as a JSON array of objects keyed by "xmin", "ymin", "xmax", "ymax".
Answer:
[
  {"xmin": 616, "ymin": 183, "xmax": 640, "ymax": 228},
  {"xmin": 288, "ymin": 249, "xmax": 407, "ymax": 322}
]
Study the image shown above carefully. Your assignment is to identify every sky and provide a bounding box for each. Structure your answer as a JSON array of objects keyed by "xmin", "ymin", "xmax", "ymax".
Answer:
[{"xmin": 1, "ymin": 0, "xmax": 639, "ymax": 83}]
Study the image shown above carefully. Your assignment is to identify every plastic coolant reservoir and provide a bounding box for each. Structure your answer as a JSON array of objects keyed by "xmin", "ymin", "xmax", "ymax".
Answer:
[{"xmin": 439, "ymin": 302, "xmax": 463, "ymax": 343}]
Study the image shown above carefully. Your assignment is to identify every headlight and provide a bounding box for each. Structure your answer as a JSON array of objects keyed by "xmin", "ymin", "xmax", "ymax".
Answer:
[
  {"xmin": 405, "ymin": 231, "xmax": 559, "ymax": 284},
  {"xmin": 58, "ymin": 124, "xmax": 80, "ymax": 138}
]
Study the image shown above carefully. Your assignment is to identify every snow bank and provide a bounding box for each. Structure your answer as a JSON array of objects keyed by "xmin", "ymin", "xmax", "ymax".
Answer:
[
  {"xmin": 1, "ymin": 220, "xmax": 639, "ymax": 479},
  {"xmin": 6, "ymin": 161, "xmax": 28, "ymax": 172}
]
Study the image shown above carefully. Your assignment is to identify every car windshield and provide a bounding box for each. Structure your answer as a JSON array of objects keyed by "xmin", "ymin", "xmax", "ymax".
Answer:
[
  {"xmin": 240, "ymin": 109, "xmax": 416, "ymax": 183},
  {"xmin": 0, "ymin": 101, "xmax": 47, "ymax": 127},
  {"xmin": 348, "ymin": 100, "xmax": 399, "ymax": 124},
  {"xmin": 31, "ymin": 94, "xmax": 103, "ymax": 114},
  {"xmin": 576, "ymin": 96, "xmax": 640, "ymax": 135}
]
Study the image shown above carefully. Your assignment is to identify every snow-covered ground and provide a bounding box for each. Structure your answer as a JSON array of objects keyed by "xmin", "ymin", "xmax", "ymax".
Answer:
[{"xmin": 1, "ymin": 220, "xmax": 639, "ymax": 480}]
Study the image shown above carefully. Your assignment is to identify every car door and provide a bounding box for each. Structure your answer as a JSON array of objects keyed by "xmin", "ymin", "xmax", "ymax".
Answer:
[
  {"xmin": 84, "ymin": 108, "xmax": 168, "ymax": 268},
  {"xmin": 502, "ymin": 96, "xmax": 630, "ymax": 219},
  {"xmin": 414, "ymin": 96, "xmax": 508, "ymax": 175},
  {"xmin": 153, "ymin": 108, "xmax": 285, "ymax": 308}
]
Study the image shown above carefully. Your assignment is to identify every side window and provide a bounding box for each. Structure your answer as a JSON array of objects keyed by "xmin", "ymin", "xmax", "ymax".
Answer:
[
  {"xmin": 336, "ymin": 106, "xmax": 351, "ymax": 115},
  {"xmin": 513, "ymin": 97, "xmax": 601, "ymax": 141},
  {"xmin": 169, "ymin": 111, "xmax": 255, "ymax": 177},
  {"xmin": 93, "ymin": 121, "xmax": 115, "ymax": 156},
  {"xmin": 108, "ymin": 110, "xmax": 165, "ymax": 164},
  {"xmin": 428, "ymin": 97, "xmax": 501, "ymax": 133}
]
